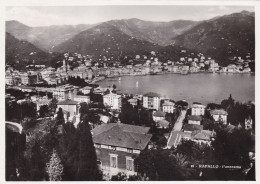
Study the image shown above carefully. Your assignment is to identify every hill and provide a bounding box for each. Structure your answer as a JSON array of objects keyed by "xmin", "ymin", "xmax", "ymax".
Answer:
[
  {"xmin": 53, "ymin": 23, "xmax": 161, "ymax": 58},
  {"xmin": 6, "ymin": 32, "xmax": 63, "ymax": 69},
  {"xmin": 172, "ymin": 11, "xmax": 255, "ymax": 65},
  {"xmin": 6, "ymin": 21, "xmax": 94, "ymax": 51},
  {"xmin": 106, "ymin": 18, "xmax": 198, "ymax": 46}
]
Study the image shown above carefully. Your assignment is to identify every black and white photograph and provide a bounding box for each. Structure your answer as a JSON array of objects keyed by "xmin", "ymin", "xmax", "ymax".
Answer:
[{"xmin": 4, "ymin": 2, "xmax": 256, "ymax": 181}]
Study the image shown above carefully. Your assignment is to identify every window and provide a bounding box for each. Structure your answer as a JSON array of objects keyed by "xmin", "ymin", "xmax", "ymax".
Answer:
[
  {"xmin": 126, "ymin": 157, "xmax": 134, "ymax": 171},
  {"xmin": 110, "ymin": 155, "xmax": 117, "ymax": 168},
  {"xmin": 127, "ymin": 148, "xmax": 133, "ymax": 153}
]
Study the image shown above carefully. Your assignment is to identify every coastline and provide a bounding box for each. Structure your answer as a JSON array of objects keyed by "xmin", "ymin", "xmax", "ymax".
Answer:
[{"xmin": 92, "ymin": 70, "xmax": 254, "ymax": 84}]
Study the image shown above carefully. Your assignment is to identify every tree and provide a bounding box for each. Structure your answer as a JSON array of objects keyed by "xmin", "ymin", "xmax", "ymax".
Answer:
[
  {"xmin": 39, "ymin": 105, "xmax": 49, "ymax": 117},
  {"xmin": 56, "ymin": 108, "xmax": 65, "ymax": 125},
  {"xmin": 46, "ymin": 150, "xmax": 64, "ymax": 181},
  {"xmin": 48, "ymin": 98, "xmax": 58, "ymax": 116},
  {"xmin": 75, "ymin": 119, "xmax": 101, "ymax": 180},
  {"xmin": 111, "ymin": 172, "xmax": 127, "ymax": 181}
]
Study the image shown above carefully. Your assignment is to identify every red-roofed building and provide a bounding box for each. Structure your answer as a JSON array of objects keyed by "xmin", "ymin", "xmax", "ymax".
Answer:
[{"xmin": 92, "ymin": 123, "xmax": 152, "ymax": 179}]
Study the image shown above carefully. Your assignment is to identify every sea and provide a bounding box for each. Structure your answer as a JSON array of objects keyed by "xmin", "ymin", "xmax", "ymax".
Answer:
[{"xmin": 97, "ymin": 73, "xmax": 255, "ymax": 105}]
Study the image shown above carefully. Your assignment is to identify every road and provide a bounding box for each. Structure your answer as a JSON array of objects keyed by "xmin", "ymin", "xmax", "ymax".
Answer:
[{"xmin": 173, "ymin": 110, "xmax": 187, "ymax": 131}]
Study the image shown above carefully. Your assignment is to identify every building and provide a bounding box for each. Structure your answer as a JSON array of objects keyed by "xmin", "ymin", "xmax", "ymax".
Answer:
[
  {"xmin": 153, "ymin": 110, "xmax": 166, "ymax": 122},
  {"xmin": 20, "ymin": 73, "xmax": 29, "ymax": 85},
  {"xmin": 57, "ymin": 99, "xmax": 79, "ymax": 121},
  {"xmin": 191, "ymin": 103, "xmax": 206, "ymax": 116},
  {"xmin": 103, "ymin": 92, "xmax": 122, "ymax": 110},
  {"xmin": 80, "ymin": 86, "xmax": 93, "ymax": 95},
  {"xmin": 188, "ymin": 115, "xmax": 202, "ymax": 125},
  {"xmin": 74, "ymin": 95, "xmax": 90, "ymax": 104},
  {"xmin": 53, "ymin": 84, "xmax": 79, "ymax": 101},
  {"xmin": 128, "ymin": 98, "xmax": 138, "ymax": 106},
  {"xmin": 92, "ymin": 123, "xmax": 152, "ymax": 179},
  {"xmin": 245, "ymin": 116, "xmax": 253, "ymax": 130},
  {"xmin": 210, "ymin": 109, "xmax": 228, "ymax": 124},
  {"xmin": 157, "ymin": 119, "xmax": 170, "ymax": 129},
  {"xmin": 162, "ymin": 101, "xmax": 175, "ymax": 113},
  {"xmin": 143, "ymin": 92, "xmax": 161, "ymax": 110}
]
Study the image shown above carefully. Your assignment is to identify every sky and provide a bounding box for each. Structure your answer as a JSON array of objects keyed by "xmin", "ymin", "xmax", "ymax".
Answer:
[{"xmin": 6, "ymin": 6, "xmax": 254, "ymax": 27}]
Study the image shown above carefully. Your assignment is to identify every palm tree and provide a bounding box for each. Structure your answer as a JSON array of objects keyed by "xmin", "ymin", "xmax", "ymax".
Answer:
[{"xmin": 170, "ymin": 153, "xmax": 192, "ymax": 180}]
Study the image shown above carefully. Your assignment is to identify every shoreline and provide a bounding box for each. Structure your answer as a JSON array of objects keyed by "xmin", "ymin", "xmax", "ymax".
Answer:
[{"xmin": 93, "ymin": 70, "xmax": 254, "ymax": 84}]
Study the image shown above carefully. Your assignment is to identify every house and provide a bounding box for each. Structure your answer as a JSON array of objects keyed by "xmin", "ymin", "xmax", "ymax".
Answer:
[
  {"xmin": 103, "ymin": 92, "xmax": 122, "ymax": 110},
  {"xmin": 153, "ymin": 110, "xmax": 166, "ymax": 122},
  {"xmin": 53, "ymin": 84, "xmax": 79, "ymax": 101},
  {"xmin": 162, "ymin": 101, "xmax": 175, "ymax": 113},
  {"xmin": 56, "ymin": 99, "xmax": 79, "ymax": 121},
  {"xmin": 191, "ymin": 103, "xmax": 206, "ymax": 116},
  {"xmin": 128, "ymin": 98, "xmax": 138, "ymax": 106},
  {"xmin": 166, "ymin": 129, "xmax": 215, "ymax": 148},
  {"xmin": 80, "ymin": 86, "xmax": 93, "ymax": 95},
  {"xmin": 245, "ymin": 116, "xmax": 253, "ymax": 130},
  {"xmin": 157, "ymin": 119, "xmax": 170, "ymax": 129},
  {"xmin": 74, "ymin": 95, "xmax": 90, "ymax": 104},
  {"xmin": 92, "ymin": 123, "xmax": 152, "ymax": 179},
  {"xmin": 191, "ymin": 130, "xmax": 216, "ymax": 145},
  {"xmin": 143, "ymin": 92, "xmax": 161, "ymax": 110},
  {"xmin": 210, "ymin": 109, "xmax": 228, "ymax": 124},
  {"xmin": 188, "ymin": 115, "xmax": 202, "ymax": 125},
  {"xmin": 183, "ymin": 124, "xmax": 203, "ymax": 133}
]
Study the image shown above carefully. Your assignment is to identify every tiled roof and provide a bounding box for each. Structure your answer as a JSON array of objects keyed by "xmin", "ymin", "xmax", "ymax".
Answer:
[
  {"xmin": 188, "ymin": 115, "xmax": 202, "ymax": 121},
  {"xmin": 92, "ymin": 123, "xmax": 152, "ymax": 150},
  {"xmin": 191, "ymin": 130, "xmax": 215, "ymax": 141},
  {"xmin": 183, "ymin": 124, "xmax": 203, "ymax": 132},
  {"xmin": 163, "ymin": 101, "xmax": 175, "ymax": 106},
  {"xmin": 153, "ymin": 110, "xmax": 166, "ymax": 117},
  {"xmin": 144, "ymin": 92, "xmax": 161, "ymax": 97},
  {"xmin": 191, "ymin": 103, "xmax": 206, "ymax": 108},
  {"xmin": 57, "ymin": 99, "xmax": 79, "ymax": 105},
  {"xmin": 210, "ymin": 109, "xmax": 228, "ymax": 115}
]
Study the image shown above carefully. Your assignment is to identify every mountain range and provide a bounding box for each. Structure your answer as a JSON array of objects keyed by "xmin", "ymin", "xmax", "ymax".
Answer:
[{"xmin": 6, "ymin": 10, "xmax": 255, "ymax": 67}]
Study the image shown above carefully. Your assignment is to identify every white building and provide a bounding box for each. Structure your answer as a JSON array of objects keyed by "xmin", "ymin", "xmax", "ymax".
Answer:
[
  {"xmin": 210, "ymin": 109, "xmax": 228, "ymax": 125},
  {"xmin": 53, "ymin": 84, "xmax": 79, "ymax": 101},
  {"xmin": 191, "ymin": 103, "xmax": 206, "ymax": 116},
  {"xmin": 162, "ymin": 101, "xmax": 175, "ymax": 113},
  {"xmin": 103, "ymin": 92, "xmax": 122, "ymax": 110},
  {"xmin": 74, "ymin": 95, "xmax": 91, "ymax": 104},
  {"xmin": 80, "ymin": 86, "xmax": 93, "ymax": 95},
  {"xmin": 153, "ymin": 111, "xmax": 166, "ymax": 122},
  {"xmin": 143, "ymin": 92, "xmax": 161, "ymax": 110}
]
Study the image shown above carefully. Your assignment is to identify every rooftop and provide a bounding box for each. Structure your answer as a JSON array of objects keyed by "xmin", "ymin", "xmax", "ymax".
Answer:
[
  {"xmin": 92, "ymin": 123, "xmax": 152, "ymax": 150},
  {"xmin": 163, "ymin": 101, "xmax": 175, "ymax": 106},
  {"xmin": 210, "ymin": 109, "xmax": 228, "ymax": 115}
]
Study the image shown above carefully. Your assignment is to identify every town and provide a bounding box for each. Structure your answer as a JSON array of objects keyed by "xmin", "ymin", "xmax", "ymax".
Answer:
[
  {"xmin": 6, "ymin": 52, "xmax": 255, "ymax": 181},
  {"xmin": 6, "ymin": 51, "xmax": 254, "ymax": 87}
]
